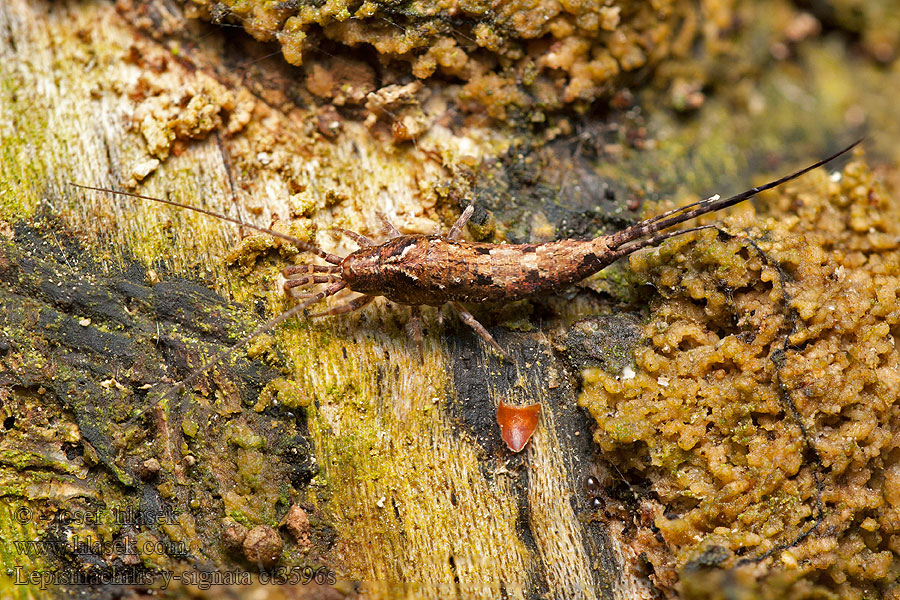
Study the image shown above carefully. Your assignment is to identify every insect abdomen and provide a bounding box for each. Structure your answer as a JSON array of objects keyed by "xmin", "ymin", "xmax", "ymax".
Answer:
[
  {"xmin": 442, "ymin": 238, "xmax": 609, "ymax": 302},
  {"xmin": 348, "ymin": 236, "xmax": 609, "ymax": 305}
]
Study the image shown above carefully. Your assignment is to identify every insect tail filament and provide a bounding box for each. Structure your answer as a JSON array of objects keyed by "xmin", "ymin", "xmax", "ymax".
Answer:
[
  {"xmin": 605, "ymin": 224, "xmax": 721, "ymax": 262},
  {"xmin": 602, "ymin": 139, "xmax": 861, "ymax": 257}
]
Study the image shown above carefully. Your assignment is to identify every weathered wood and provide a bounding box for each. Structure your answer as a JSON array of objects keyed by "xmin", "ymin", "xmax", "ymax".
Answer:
[{"xmin": 0, "ymin": 1, "xmax": 632, "ymax": 597}]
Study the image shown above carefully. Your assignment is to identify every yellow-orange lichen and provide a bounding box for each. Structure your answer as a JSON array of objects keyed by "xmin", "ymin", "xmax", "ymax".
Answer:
[
  {"xmin": 184, "ymin": 0, "xmax": 724, "ymax": 117},
  {"xmin": 579, "ymin": 153, "xmax": 900, "ymax": 597}
]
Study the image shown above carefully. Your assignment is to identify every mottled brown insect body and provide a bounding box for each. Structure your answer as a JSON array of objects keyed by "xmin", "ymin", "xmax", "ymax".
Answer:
[
  {"xmin": 343, "ymin": 236, "xmax": 610, "ymax": 305},
  {"xmin": 332, "ymin": 140, "xmax": 859, "ymax": 355}
]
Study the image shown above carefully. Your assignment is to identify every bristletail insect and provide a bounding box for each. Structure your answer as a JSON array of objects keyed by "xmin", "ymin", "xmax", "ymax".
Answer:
[{"xmin": 71, "ymin": 139, "xmax": 860, "ymax": 422}]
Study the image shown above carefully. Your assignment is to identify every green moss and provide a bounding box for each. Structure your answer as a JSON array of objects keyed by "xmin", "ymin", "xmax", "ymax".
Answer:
[
  {"xmin": 181, "ymin": 418, "xmax": 199, "ymax": 438},
  {"xmin": 0, "ymin": 502, "xmax": 51, "ymax": 597},
  {"xmin": 254, "ymin": 377, "xmax": 310, "ymax": 412},
  {"xmin": 0, "ymin": 449, "xmax": 71, "ymax": 473},
  {"xmin": 135, "ymin": 531, "xmax": 169, "ymax": 570},
  {"xmin": 236, "ymin": 448, "xmax": 266, "ymax": 488},
  {"xmin": 0, "ymin": 72, "xmax": 47, "ymax": 223}
]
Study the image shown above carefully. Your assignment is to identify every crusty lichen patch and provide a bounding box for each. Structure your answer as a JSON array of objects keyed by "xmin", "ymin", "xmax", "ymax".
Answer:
[
  {"xmin": 185, "ymin": 0, "xmax": 723, "ymax": 118},
  {"xmin": 578, "ymin": 152, "xmax": 900, "ymax": 598},
  {"xmin": 128, "ymin": 67, "xmax": 254, "ymax": 164}
]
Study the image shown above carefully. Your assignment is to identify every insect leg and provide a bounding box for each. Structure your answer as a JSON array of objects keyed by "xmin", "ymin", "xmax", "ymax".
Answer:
[
  {"xmin": 282, "ymin": 264, "xmax": 341, "ymax": 277},
  {"xmin": 283, "ymin": 274, "xmax": 341, "ymax": 290},
  {"xmin": 406, "ymin": 305, "xmax": 424, "ymax": 362},
  {"xmin": 376, "ymin": 212, "xmax": 402, "ymax": 238},
  {"xmin": 299, "ymin": 281, "xmax": 347, "ymax": 314},
  {"xmin": 450, "ymin": 301, "xmax": 509, "ymax": 359},
  {"xmin": 333, "ymin": 228, "xmax": 374, "ymax": 247},
  {"xmin": 288, "ymin": 285, "xmax": 352, "ymax": 300},
  {"xmin": 447, "ymin": 205, "xmax": 474, "ymax": 240},
  {"xmin": 306, "ymin": 294, "xmax": 374, "ymax": 318}
]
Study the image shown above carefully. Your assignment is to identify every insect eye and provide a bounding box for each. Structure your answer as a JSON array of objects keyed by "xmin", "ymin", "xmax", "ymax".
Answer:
[{"xmin": 340, "ymin": 261, "xmax": 356, "ymax": 282}]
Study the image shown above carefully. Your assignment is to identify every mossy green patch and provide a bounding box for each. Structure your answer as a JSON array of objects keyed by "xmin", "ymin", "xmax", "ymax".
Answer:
[
  {"xmin": 0, "ymin": 70, "xmax": 47, "ymax": 223},
  {"xmin": 254, "ymin": 377, "xmax": 310, "ymax": 412}
]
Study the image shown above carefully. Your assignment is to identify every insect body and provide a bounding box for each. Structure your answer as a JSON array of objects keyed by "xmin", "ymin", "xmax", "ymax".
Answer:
[
  {"xmin": 71, "ymin": 139, "xmax": 859, "ymax": 415},
  {"xmin": 286, "ymin": 139, "xmax": 859, "ymax": 352},
  {"xmin": 344, "ymin": 235, "xmax": 612, "ymax": 304}
]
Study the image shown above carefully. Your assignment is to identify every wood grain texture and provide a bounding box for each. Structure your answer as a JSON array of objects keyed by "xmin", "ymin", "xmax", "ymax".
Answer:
[{"xmin": 0, "ymin": 1, "xmax": 638, "ymax": 598}]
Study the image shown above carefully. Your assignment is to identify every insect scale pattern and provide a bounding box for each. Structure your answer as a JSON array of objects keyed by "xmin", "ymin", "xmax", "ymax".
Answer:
[{"xmin": 71, "ymin": 139, "xmax": 859, "ymax": 415}]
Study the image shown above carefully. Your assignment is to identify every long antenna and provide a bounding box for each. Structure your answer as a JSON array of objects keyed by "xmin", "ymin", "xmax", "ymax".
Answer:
[
  {"xmin": 69, "ymin": 182, "xmax": 349, "ymax": 424},
  {"xmin": 69, "ymin": 183, "xmax": 343, "ymax": 265}
]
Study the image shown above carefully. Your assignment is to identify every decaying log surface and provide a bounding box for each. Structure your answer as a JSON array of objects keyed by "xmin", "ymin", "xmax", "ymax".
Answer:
[
  {"xmin": 0, "ymin": 1, "xmax": 637, "ymax": 598},
  {"xmin": 5, "ymin": 1, "xmax": 894, "ymax": 598}
]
